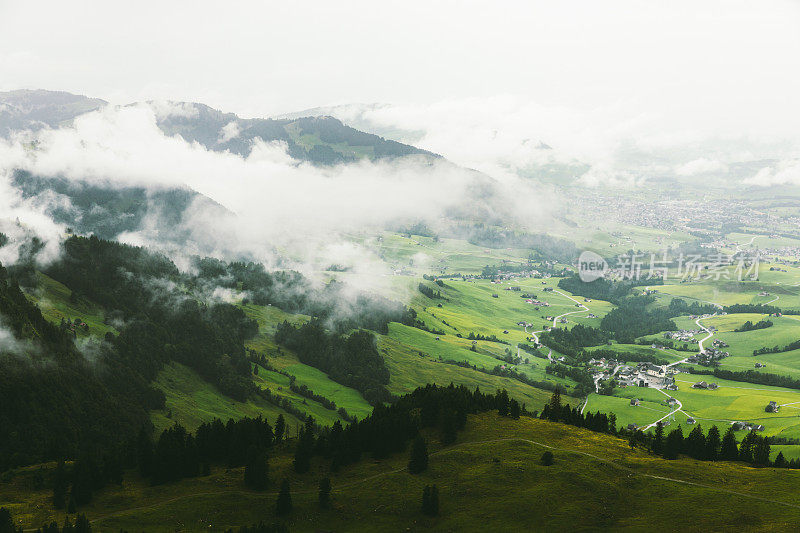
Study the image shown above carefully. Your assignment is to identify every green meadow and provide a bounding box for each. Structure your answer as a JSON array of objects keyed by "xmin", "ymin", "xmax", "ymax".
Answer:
[
  {"xmin": 24, "ymin": 272, "xmax": 117, "ymax": 337},
  {"xmin": 151, "ymin": 362, "xmax": 304, "ymax": 434},
  {"xmin": 9, "ymin": 413, "xmax": 800, "ymax": 531}
]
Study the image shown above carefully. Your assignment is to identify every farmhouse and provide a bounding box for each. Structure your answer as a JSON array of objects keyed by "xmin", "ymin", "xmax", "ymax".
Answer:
[
  {"xmin": 766, "ymin": 401, "xmax": 779, "ymax": 413},
  {"xmin": 686, "ymin": 417, "xmax": 696, "ymax": 424},
  {"xmin": 731, "ymin": 421, "xmax": 746, "ymax": 431},
  {"xmin": 630, "ymin": 398, "xmax": 640, "ymax": 406}
]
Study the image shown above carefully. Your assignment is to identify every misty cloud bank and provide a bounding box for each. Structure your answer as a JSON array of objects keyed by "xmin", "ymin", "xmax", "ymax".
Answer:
[
  {"xmin": 299, "ymin": 96, "xmax": 800, "ymax": 189},
  {"xmin": 0, "ymin": 101, "xmax": 559, "ymax": 288}
]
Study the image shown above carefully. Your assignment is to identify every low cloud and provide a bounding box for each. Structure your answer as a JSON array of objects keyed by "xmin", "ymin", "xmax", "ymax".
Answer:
[
  {"xmin": 743, "ymin": 161, "xmax": 800, "ymax": 187},
  {"xmin": 0, "ymin": 102, "xmax": 558, "ymax": 293}
]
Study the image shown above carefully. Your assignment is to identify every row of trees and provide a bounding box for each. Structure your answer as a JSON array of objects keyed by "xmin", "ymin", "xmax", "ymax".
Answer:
[{"xmin": 275, "ymin": 319, "xmax": 392, "ymax": 405}]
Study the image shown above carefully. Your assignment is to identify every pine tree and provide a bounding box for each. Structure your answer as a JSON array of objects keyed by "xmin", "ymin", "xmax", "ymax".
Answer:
[
  {"xmin": 705, "ymin": 426, "xmax": 721, "ymax": 461},
  {"xmin": 274, "ymin": 415, "xmax": 286, "ymax": 442},
  {"xmin": 774, "ymin": 451, "xmax": 787, "ymax": 468},
  {"xmin": 0, "ymin": 507, "xmax": 13, "ymax": 533},
  {"xmin": 509, "ymin": 399, "xmax": 521, "ymax": 420},
  {"xmin": 739, "ymin": 430, "xmax": 757, "ymax": 463},
  {"xmin": 684, "ymin": 425, "xmax": 706, "ymax": 459},
  {"xmin": 497, "ymin": 389, "xmax": 510, "ymax": 417},
  {"xmin": 244, "ymin": 447, "xmax": 270, "ymax": 491},
  {"xmin": 753, "ymin": 436, "xmax": 771, "ymax": 467},
  {"xmin": 421, "ymin": 485, "xmax": 439, "ymax": 516},
  {"xmin": 75, "ymin": 514, "xmax": 91, "ymax": 533},
  {"xmin": 318, "ymin": 477, "xmax": 331, "ymax": 508},
  {"xmin": 276, "ymin": 478, "xmax": 292, "ymax": 516},
  {"xmin": 720, "ymin": 426, "xmax": 739, "ymax": 461},
  {"xmin": 547, "ymin": 388, "xmax": 562, "ymax": 421},
  {"xmin": 652, "ymin": 422, "xmax": 664, "ymax": 455},
  {"xmin": 540, "ymin": 451, "xmax": 554, "ymax": 466},
  {"xmin": 409, "ymin": 435, "xmax": 429, "ymax": 474},
  {"xmin": 663, "ymin": 427, "xmax": 683, "ymax": 460},
  {"xmin": 53, "ymin": 460, "xmax": 68, "ymax": 509}
]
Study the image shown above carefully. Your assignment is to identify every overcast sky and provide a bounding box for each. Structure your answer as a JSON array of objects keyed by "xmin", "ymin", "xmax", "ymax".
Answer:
[
  {"xmin": 1, "ymin": 0, "xmax": 799, "ymax": 185},
  {"xmin": 1, "ymin": 0, "xmax": 797, "ymax": 117}
]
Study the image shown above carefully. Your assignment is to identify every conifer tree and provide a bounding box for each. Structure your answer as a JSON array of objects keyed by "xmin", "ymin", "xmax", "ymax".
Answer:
[
  {"xmin": 720, "ymin": 426, "xmax": 739, "ymax": 460},
  {"xmin": 53, "ymin": 460, "xmax": 68, "ymax": 509},
  {"xmin": 663, "ymin": 427, "xmax": 683, "ymax": 460},
  {"xmin": 274, "ymin": 415, "xmax": 286, "ymax": 442},
  {"xmin": 408, "ymin": 435, "xmax": 429, "ymax": 474},
  {"xmin": 421, "ymin": 485, "xmax": 439, "ymax": 516},
  {"xmin": 753, "ymin": 436, "xmax": 771, "ymax": 467},
  {"xmin": 276, "ymin": 478, "xmax": 292, "ymax": 516},
  {"xmin": 705, "ymin": 426, "xmax": 721, "ymax": 461},
  {"xmin": 738, "ymin": 430, "xmax": 757, "ymax": 463},
  {"xmin": 244, "ymin": 447, "xmax": 270, "ymax": 491},
  {"xmin": 0, "ymin": 507, "xmax": 13, "ymax": 533},
  {"xmin": 496, "ymin": 389, "xmax": 510, "ymax": 417},
  {"xmin": 318, "ymin": 477, "xmax": 331, "ymax": 508},
  {"xmin": 652, "ymin": 422, "xmax": 664, "ymax": 455},
  {"xmin": 774, "ymin": 451, "xmax": 787, "ymax": 468},
  {"xmin": 509, "ymin": 399, "xmax": 521, "ymax": 420}
]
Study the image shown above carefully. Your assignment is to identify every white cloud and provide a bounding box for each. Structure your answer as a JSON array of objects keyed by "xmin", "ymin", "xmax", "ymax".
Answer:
[
  {"xmin": 218, "ymin": 121, "xmax": 240, "ymax": 143},
  {"xmin": 675, "ymin": 158, "xmax": 728, "ymax": 177},
  {"xmin": 743, "ymin": 161, "xmax": 800, "ymax": 187}
]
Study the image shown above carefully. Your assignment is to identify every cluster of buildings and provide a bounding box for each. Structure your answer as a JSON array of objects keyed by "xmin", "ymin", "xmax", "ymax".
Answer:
[
  {"xmin": 663, "ymin": 330, "xmax": 700, "ymax": 343},
  {"xmin": 617, "ymin": 363, "xmax": 677, "ymax": 390}
]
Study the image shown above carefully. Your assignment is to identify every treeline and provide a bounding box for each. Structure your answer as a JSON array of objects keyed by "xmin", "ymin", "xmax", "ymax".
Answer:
[
  {"xmin": 723, "ymin": 303, "xmax": 780, "ymax": 315},
  {"xmin": 466, "ymin": 331, "xmax": 509, "ymax": 344},
  {"xmin": 599, "ymin": 296, "xmax": 677, "ymax": 344},
  {"xmin": 292, "ymin": 384, "xmax": 522, "ymax": 473},
  {"xmin": 462, "ymin": 225, "xmax": 579, "ymax": 262},
  {"xmin": 557, "ymin": 275, "xmax": 657, "ymax": 305},
  {"xmin": 539, "ymin": 389, "xmax": 616, "ymax": 434},
  {"xmin": 539, "ymin": 324, "xmax": 609, "ymax": 356},
  {"xmin": 417, "ymin": 283, "xmax": 444, "ymax": 300},
  {"xmin": 275, "ymin": 319, "xmax": 392, "ymax": 405},
  {"xmin": 46, "ymin": 236, "xmax": 259, "ymax": 400},
  {"xmin": 734, "ymin": 319, "xmax": 773, "ymax": 332},
  {"xmin": 753, "ymin": 339, "xmax": 800, "ymax": 356},
  {"xmin": 588, "ymin": 348, "xmax": 668, "ymax": 366},
  {"xmin": 0, "ymin": 263, "xmax": 153, "ymax": 471},
  {"xmin": 541, "ymin": 390, "xmax": 780, "ymax": 468},
  {"xmin": 629, "ymin": 422, "xmax": 775, "ymax": 467},
  {"xmin": 193, "ymin": 257, "xmax": 417, "ymax": 334},
  {"xmin": 545, "ymin": 363, "xmax": 594, "ymax": 397},
  {"xmin": 0, "ymin": 507, "xmax": 91, "ymax": 533},
  {"xmin": 689, "ymin": 367, "xmax": 800, "ymax": 391}
]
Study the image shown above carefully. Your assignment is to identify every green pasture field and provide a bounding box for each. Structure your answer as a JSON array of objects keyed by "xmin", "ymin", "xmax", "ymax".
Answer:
[
  {"xmin": 707, "ymin": 314, "xmax": 800, "ymax": 357},
  {"xmin": 24, "ymin": 272, "xmax": 117, "ymax": 337},
  {"xmin": 588, "ymin": 372, "xmax": 800, "ymax": 444},
  {"xmin": 378, "ymin": 333, "xmax": 578, "ymax": 409},
  {"xmin": 411, "ymin": 276, "xmax": 613, "ymax": 346},
  {"xmin": 150, "ymin": 362, "xmax": 303, "ymax": 435},
  {"xmin": 241, "ymin": 302, "xmax": 373, "ymax": 421}
]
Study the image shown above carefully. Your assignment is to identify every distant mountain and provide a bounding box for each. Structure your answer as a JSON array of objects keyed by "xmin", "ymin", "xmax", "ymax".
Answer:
[
  {"xmin": 0, "ymin": 89, "xmax": 106, "ymax": 137},
  {"xmin": 0, "ymin": 90, "xmax": 439, "ymax": 165}
]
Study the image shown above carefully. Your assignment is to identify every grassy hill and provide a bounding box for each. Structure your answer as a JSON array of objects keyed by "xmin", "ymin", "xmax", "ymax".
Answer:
[{"xmin": 6, "ymin": 413, "xmax": 800, "ymax": 531}]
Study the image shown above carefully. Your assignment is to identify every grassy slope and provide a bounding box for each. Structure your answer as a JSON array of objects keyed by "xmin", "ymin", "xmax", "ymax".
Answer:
[
  {"xmin": 7, "ymin": 413, "xmax": 800, "ymax": 531},
  {"xmin": 241, "ymin": 303, "xmax": 373, "ymax": 421},
  {"xmin": 150, "ymin": 362, "xmax": 304, "ymax": 435},
  {"xmin": 23, "ymin": 272, "xmax": 117, "ymax": 337},
  {"xmin": 379, "ymin": 331, "xmax": 579, "ymax": 410}
]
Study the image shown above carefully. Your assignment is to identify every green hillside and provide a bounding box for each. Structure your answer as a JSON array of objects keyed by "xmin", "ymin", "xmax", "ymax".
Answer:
[{"xmin": 6, "ymin": 413, "xmax": 800, "ymax": 531}]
